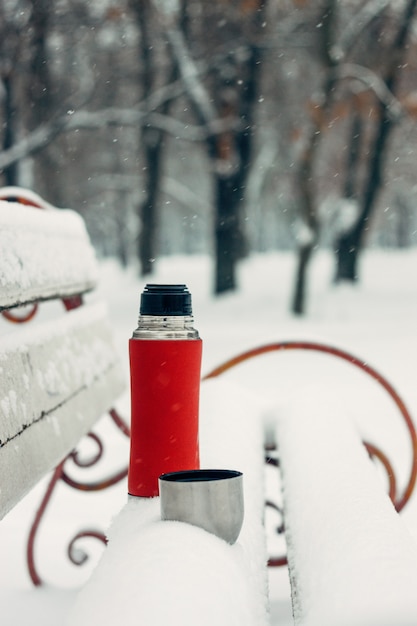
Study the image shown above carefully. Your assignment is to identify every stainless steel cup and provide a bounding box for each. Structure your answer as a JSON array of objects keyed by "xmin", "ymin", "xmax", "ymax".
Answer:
[{"xmin": 159, "ymin": 469, "xmax": 244, "ymax": 544}]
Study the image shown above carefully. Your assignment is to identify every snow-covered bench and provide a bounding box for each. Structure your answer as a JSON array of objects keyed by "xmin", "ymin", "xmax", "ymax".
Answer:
[
  {"xmin": 69, "ymin": 337, "xmax": 417, "ymax": 626},
  {"xmin": 69, "ymin": 380, "xmax": 270, "ymax": 626},
  {"xmin": 0, "ymin": 189, "xmax": 271, "ymax": 625},
  {"xmin": 0, "ymin": 188, "xmax": 125, "ymax": 524},
  {"xmin": 204, "ymin": 344, "xmax": 417, "ymax": 626},
  {"xmin": 5, "ymin": 186, "xmax": 417, "ymax": 625},
  {"xmin": 277, "ymin": 394, "xmax": 417, "ymax": 626}
]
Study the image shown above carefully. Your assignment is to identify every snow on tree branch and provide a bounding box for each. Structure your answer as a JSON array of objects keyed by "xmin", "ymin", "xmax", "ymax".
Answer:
[
  {"xmin": 0, "ymin": 98, "xmax": 239, "ymax": 172},
  {"xmin": 152, "ymin": 1, "xmax": 218, "ymax": 129},
  {"xmin": 335, "ymin": 63, "xmax": 404, "ymax": 119},
  {"xmin": 336, "ymin": 0, "xmax": 391, "ymax": 61}
]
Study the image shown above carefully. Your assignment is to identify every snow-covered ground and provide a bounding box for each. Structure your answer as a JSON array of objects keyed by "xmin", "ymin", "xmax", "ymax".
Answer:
[{"xmin": 2, "ymin": 248, "xmax": 417, "ymax": 625}]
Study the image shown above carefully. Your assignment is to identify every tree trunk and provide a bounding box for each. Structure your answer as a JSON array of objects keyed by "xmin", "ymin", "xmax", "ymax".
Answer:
[
  {"xmin": 333, "ymin": 113, "xmax": 363, "ymax": 282},
  {"xmin": 291, "ymin": 141, "xmax": 320, "ymax": 315},
  {"xmin": 334, "ymin": 229, "xmax": 360, "ymax": 282},
  {"xmin": 2, "ymin": 74, "xmax": 18, "ymax": 186},
  {"xmin": 292, "ymin": 241, "xmax": 316, "ymax": 316},
  {"xmin": 335, "ymin": 0, "xmax": 417, "ymax": 282},
  {"xmin": 131, "ymin": 0, "xmax": 173, "ymax": 276},
  {"xmin": 27, "ymin": 0, "xmax": 64, "ymax": 205},
  {"xmin": 343, "ymin": 113, "xmax": 363, "ymax": 201},
  {"xmin": 290, "ymin": 0, "xmax": 338, "ymax": 314},
  {"xmin": 139, "ymin": 134, "xmax": 164, "ymax": 275},
  {"xmin": 214, "ymin": 173, "xmax": 243, "ymax": 293},
  {"xmin": 212, "ymin": 3, "xmax": 265, "ymax": 294},
  {"xmin": 155, "ymin": 0, "xmax": 266, "ymax": 294}
]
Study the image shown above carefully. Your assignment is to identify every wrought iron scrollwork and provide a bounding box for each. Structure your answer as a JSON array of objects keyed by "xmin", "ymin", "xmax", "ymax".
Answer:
[
  {"xmin": 68, "ymin": 531, "xmax": 108, "ymax": 567},
  {"xmin": 27, "ymin": 408, "xmax": 130, "ymax": 587},
  {"xmin": 2, "ymin": 304, "xmax": 39, "ymax": 323}
]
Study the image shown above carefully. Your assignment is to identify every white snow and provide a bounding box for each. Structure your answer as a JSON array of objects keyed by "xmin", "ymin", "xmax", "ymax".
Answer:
[
  {"xmin": 277, "ymin": 390, "xmax": 417, "ymax": 626},
  {"xmin": 1, "ymin": 248, "xmax": 417, "ymax": 626},
  {"xmin": 0, "ymin": 302, "xmax": 119, "ymax": 443},
  {"xmin": 0, "ymin": 200, "xmax": 98, "ymax": 308},
  {"xmin": 0, "ymin": 298, "xmax": 125, "ymax": 520}
]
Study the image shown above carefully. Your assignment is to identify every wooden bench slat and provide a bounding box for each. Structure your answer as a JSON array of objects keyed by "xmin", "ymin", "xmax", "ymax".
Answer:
[
  {"xmin": 276, "ymin": 393, "xmax": 417, "ymax": 625},
  {"xmin": 0, "ymin": 200, "xmax": 98, "ymax": 310},
  {"xmin": 0, "ymin": 302, "xmax": 125, "ymax": 520}
]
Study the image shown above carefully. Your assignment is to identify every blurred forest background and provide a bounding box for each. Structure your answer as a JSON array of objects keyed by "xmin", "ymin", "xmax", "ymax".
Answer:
[{"xmin": 1, "ymin": 0, "xmax": 417, "ymax": 314}]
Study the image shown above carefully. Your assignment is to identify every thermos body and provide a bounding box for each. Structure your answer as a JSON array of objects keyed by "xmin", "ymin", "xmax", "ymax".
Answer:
[{"xmin": 128, "ymin": 285, "xmax": 202, "ymax": 497}]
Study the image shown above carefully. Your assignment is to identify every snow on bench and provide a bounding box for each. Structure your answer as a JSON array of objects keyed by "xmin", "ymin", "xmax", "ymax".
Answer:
[
  {"xmin": 68, "ymin": 380, "xmax": 270, "ymax": 626},
  {"xmin": 1, "ymin": 190, "xmax": 271, "ymax": 619},
  {"xmin": 0, "ymin": 302, "xmax": 125, "ymax": 519},
  {"xmin": 0, "ymin": 199, "xmax": 97, "ymax": 309},
  {"xmin": 276, "ymin": 389, "xmax": 417, "ymax": 626},
  {"xmin": 0, "ymin": 195, "xmax": 125, "ymax": 520}
]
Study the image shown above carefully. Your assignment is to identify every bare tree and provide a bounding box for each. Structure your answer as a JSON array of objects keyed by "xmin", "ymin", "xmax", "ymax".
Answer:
[
  {"xmin": 290, "ymin": 0, "xmax": 417, "ymax": 313},
  {"xmin": 25, "ymin": 0, "xmax": 69, "ymax": 205},
  {"xmin": 155, "ymin": 0, "xmax": 268, "ymax": 294},
  {"xmin": 0, "ymin": 1, "xmax": 27, "ymax": 186},
  {"xmin": 291, "ymin": 0, "xmax": 338, "ymax": 315},
  {"xmin": 128, "ymin": 0, "xmax": 179, "ymax": 276},
  {"xmin": 334, "ymin": 0, "xmax": 417, "ymax": 282},
  {"xmin": 2, "ymin": 0, "xmax": 416, "ymax": 308}
]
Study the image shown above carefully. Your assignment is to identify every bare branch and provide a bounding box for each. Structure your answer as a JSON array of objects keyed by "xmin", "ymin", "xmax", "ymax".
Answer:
[
  {"xmin": 162, "ymin": 176, "xmax": 213, "ymax": 213},
  {"xmin": 335, "ymin": 63, "xmax": 404, "ymax": 119},
  {"xmin": 337, "ymin": 0, "xmax": 391, "ymax": 61},
  {"xmin": 162, "ymin": 29, "xmax": 218, "ymax": 126},
  {"xmin": 0, "ymin": 115, "xmax": 72, "ymax": 171},
  {"xmin": 0, "ymin": 103, "xmax": 240, "ymax": 171},
  {"xmin": 146, "ymin": 111, "xmax": 240, "ymax": 140},
  {"xmin": 152, "ymin": 1, "xmax": 218, "ymax": 127},
  {"xmin": 72, "ymin": 107, "xmax": 238, "ymax": 139},
  {"xmin": 0, "ymin": 31, "xmax": 236, "ymax": 173}
]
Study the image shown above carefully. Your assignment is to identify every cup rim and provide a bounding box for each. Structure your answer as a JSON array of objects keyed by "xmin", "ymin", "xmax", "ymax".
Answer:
[{"xmin": 159, "ymin": 469, "xmax": 242, "ymax": 483}]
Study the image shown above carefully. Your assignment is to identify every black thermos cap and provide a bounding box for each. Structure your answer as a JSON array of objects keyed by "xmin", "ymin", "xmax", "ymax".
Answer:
[{"xmin": 140, "ymin": 284, "xmax": 193, "ymax": 316}]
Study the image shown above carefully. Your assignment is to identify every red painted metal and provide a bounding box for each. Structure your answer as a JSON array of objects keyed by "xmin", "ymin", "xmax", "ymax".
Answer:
[
  {"xmin": 68, "ymin": 531, "xmax": 108, "ymax": 566},
  {"xmin": 27, "ymin": 462, "xmax": 66, "ymax": 586},
  {"xmin": 62, "ymin": 295, "xmax": 84, "ymax": 310},
  {"xmin": 61, "ymin": 429, "xmax": 129, "ymax": 492},
  {"xmin": 26, "ymin": 410, "xmax": 129, "ymax": 586},
  {"xmin": 2, "ymin": 304, "xmax": 39, "ymax": 323},
  {"xmin": 109, "ymin": 407, "xmax": 131, "ymax": 438}
]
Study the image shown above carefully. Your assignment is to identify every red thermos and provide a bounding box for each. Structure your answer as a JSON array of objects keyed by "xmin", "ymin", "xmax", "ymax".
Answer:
[{"xmin": 128, "ymin": 284, "xmax": 202, "ymax": 497}]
